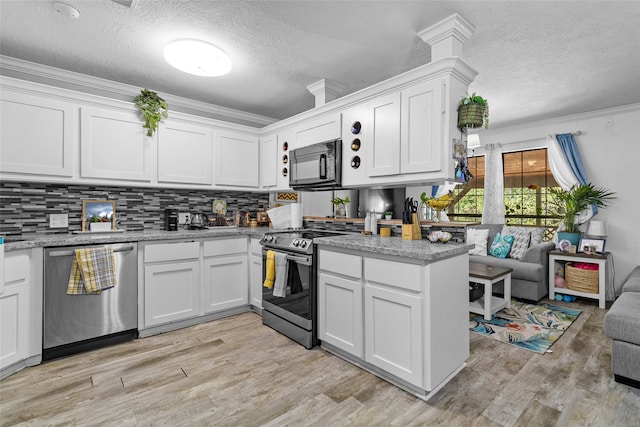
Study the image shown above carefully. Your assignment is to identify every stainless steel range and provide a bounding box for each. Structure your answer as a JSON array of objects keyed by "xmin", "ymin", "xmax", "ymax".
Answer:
[{"xmin": 259, "ymin": 229, "xmax": 345, "ymax": 348}]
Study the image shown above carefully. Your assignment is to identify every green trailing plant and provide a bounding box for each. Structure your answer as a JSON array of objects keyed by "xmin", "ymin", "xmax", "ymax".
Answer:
[
  {"xmin": 549, "ymin": 183, "xmax": 615, "ymax": 233},
  {"xmin": 134, "ymin": 88, "xmax": 169, "ymax": 137},
  {"xmin": 457, "ymin": 93, "xmax": 489, "ymax": 130}
]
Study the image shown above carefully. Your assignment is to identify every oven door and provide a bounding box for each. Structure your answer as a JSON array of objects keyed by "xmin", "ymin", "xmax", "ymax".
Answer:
[{"xmin": 262, "ymin": 248, "xmax": 313, "ymax": 330}]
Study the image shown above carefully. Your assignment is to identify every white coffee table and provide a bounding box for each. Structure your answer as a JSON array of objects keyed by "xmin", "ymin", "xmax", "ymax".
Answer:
[{"xmin": 469, "ymin": 263, "xmax": 513, "ymax": 320}]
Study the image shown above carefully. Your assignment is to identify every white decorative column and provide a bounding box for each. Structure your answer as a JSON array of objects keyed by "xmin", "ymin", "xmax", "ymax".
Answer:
[
  {"xmin": 417, "ymin": 13, "xmax": 476, "ymax": 61},
  {"xmin": 306, "ymin": 79, "xmax": 345, "ymax": 107}
]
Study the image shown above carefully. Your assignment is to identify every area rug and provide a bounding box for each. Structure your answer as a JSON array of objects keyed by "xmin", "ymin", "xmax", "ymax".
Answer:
[{"xmin": 469, "ymin": 301, "xmax": 582, "ymax": 354}]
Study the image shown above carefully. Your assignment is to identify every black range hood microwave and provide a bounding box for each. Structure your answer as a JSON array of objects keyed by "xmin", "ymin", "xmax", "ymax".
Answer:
[{"xmin": 289, "ymin": 139, "xmax": 342, "ymax": 191}]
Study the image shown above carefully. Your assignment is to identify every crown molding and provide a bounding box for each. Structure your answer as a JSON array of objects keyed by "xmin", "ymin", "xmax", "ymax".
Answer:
[{"xmin": 0, "ymin": 55, "xmax": 277, "ymax": 128}]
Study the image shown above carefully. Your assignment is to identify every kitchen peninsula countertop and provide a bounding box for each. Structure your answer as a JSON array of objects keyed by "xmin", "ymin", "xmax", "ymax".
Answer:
[
  {"xmin": 3, "ymin": 227, "xmax": 270, "ymax": 252},
  {"xmin": 314, "ymin": 234, "xmax": 473, "ymax": 262}
]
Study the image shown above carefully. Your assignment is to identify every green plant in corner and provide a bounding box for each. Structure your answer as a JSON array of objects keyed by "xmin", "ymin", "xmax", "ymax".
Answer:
[
  {"xmin": 134, "ymin": 88, "xmax": 169, "ymax": 137},
  {"xmin": 457, "ymin": 93, "xmax": 489, "ymax": 130},
  {"xmin": 549, "ymin": 183, "xmax": 615, "ymax": 233}
]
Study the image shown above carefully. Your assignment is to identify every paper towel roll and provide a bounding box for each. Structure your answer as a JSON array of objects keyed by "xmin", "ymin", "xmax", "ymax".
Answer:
[{"xmin": 290, "ymin": 203, "xmax": 302, "ymax": 229}]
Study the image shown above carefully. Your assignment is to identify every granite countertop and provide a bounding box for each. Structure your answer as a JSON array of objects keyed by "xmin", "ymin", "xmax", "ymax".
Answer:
[
  {"xmin": 3, "ymin": 226, "xmax": 270, "ymax": 251},
  {"xmin": 314, "ymin": 234, "xmax": 474, "ymax": 262}
]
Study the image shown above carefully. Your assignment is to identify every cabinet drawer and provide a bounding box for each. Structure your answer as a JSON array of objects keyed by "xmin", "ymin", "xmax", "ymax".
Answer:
[
  {"xmin": 319, "ymin": 249, "xmax": 362, "ymax": 279},
  {"xmin": 364, "ymin": 257, "xmax": 422, "ymax": 292},
  {"xmin": 204, "ymin": 237, "xmax": 247, "ymax": 257},
  {"xmin": 144, "ymin": 241, "xmax": 199, "ymax": 263}
]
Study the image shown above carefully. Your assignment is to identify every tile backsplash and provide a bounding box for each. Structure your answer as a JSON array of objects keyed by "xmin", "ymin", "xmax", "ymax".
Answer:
[{"xmin": 0, "ymin": 181, "xmax": 269, "ymax": 239}]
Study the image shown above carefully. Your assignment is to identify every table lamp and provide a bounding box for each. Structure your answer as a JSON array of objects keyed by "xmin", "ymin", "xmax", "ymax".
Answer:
[{"xmin": 587, "ymin": 220, "xmax": 607, "ymax": 238}]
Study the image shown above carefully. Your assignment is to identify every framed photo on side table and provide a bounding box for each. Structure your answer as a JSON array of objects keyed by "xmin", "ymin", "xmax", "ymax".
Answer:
[{"xmin": 578, "ymin": 237, "xmax": 606, "ymax": 254}]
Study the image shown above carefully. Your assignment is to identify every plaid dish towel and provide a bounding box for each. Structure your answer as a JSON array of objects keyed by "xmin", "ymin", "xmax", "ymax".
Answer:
[{"xmin": 67, "ymin": 247, "xmax": 117, "ymax": 295}]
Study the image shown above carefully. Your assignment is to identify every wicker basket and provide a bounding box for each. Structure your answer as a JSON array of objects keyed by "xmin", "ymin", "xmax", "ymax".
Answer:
[
  {"xmin": 565, "ymin": 262, "xmax": 599, "ymax": 293},
  {"xmin": 457, "ymin": 103, "xmax": 485, "ymax": 129}
]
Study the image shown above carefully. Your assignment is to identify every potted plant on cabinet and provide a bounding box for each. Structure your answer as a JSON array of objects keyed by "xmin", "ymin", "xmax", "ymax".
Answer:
[
  {"xmin": 331, "ymin": 196, "xmax": 350, "ymax": 218},
  {"xmin": 549, "ymin": 183, "xmax": 615, "ymax": 245},
  {"xmin": 134, "ymin": 88, "xmax": 169, "ymax": 137},
  {"xmin": 384, "ymin": 211, "xmax": 393, "ymax": 220},
  {"xmin": 457, "ymin": 93, "xmax": 489, "ymax": 130}
]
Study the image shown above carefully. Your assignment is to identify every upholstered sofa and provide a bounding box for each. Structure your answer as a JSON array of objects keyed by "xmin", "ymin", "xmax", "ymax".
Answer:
[
  {"xmin": 466, "ymin": 224, "xmax": 556, "ymax": 302},
  {"xmin": 603, "ymin": 266, "xmax": 640, "ymax": 388}
]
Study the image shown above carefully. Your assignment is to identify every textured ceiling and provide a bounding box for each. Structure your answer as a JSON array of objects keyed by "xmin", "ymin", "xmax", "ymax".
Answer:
[{"xmin": 1, "ymin": 1, "xmax": 639, "ymax": 128}]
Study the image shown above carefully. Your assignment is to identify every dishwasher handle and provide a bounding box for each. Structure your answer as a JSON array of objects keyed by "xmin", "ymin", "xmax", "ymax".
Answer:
[{"xmin": 48, "ymin": 245, "xmax": 136, "ymax": 258}]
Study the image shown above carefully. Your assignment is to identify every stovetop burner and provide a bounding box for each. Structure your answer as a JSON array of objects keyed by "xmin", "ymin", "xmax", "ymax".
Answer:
[{"xmin": 259, "ymin": 229, "xmax": 345, "ymax": 254}]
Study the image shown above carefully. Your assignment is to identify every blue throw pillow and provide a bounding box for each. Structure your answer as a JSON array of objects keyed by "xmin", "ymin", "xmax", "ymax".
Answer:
[{"xmin": 489, "ymin": 232, "xmax": 514, "ymax": 259}]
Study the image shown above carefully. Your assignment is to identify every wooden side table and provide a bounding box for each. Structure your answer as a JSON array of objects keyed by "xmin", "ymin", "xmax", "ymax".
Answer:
[
  {"xmin": 469, "ymin": 263, "xmax": 513, "ymax": 320},
  {"xmin": 548, "ymin": 251, "xmax": 607, "ymax": 309}
]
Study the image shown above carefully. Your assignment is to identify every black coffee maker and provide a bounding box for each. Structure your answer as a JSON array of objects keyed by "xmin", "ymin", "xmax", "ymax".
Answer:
[{"xmin": 164, "ymin": 208, "xmax": 178, "ymax": 231}]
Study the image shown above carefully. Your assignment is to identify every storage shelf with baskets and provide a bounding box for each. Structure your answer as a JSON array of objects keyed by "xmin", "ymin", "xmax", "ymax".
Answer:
[{"xmin": 548, "ymin": 250, "xmax": 607, "ymax": 309}]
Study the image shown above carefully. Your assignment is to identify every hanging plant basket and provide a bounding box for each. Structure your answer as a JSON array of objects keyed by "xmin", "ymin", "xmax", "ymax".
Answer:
[
  {"xmin": 134, "ymin": 88, "xmax": 169, "ymax": 137},
  {"xmin": 457, "ymin": 93, "xmax": 489, "ymax": 131},
  {"xmin": 457, "ymin": 103, "xmax": 486, "ymax": 129}
]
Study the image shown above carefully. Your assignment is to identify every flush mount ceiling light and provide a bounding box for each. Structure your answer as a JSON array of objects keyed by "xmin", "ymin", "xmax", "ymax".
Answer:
[
  {"xmin": 163, "ymin": 39, "xmax": 232, "ymax": 77},
  {"xmin": 53, "ymin": 2, "xmax": 80, "ymax": 18}
]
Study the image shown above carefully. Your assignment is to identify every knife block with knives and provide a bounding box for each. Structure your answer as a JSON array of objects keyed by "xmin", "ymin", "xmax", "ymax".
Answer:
[{"xmin": 402, "ymin": 198, "xmax": 422, "ymax": 240}]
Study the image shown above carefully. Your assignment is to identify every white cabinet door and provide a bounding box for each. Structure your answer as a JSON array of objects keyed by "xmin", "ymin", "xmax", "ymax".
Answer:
[
  {"xmin": 250, "ymin": 254, "xmax": 263, "ymax": 309},
  {"xmin": 293, "ymin": 112, "xmax": 341, "ymax": 149},
  {"xmin": 203, "ymin": 255, "xmax": 248, "ymax": 313},
  {"xmin": 318, "ymin": 272, "xmax": 363, "ymax": 357},
  {"xmin": 363, "ymin": 283, "xmax": 423, "ymax": 387},
  {"xmin": 144, "ymin": 260, "xmax": 201, "ymax": 327},
  {"xmin": 158, "ymin": 120, "xmax": 213, "ymax": 185},
  {"xmin": 80, "ymin": 107, "xmax": 153, "ymax": 182},
  {"xmin": 250, "ymin": 238, "xmax": 263, "ymax": 309},
  {"xmin": 0, "ymin": 91, "xmax": 75, "ymax": 177},
  {"xmin": 0, "ymin": 251, "xmax": 32, "ymax": 371},
  {"xmin": 260, "ymin": 133, "xmax": 277, "ymax": 188},
  {"xmin": 215, "ymin": 130, "xmax": 259, "ymax": 187},
  {"xmin": 401, "ymin": 80, "xmax": 443, "ymax": 174},
  {"xmin": 367, "ymin": 92, "xmax": 401, "ymax": 177}
]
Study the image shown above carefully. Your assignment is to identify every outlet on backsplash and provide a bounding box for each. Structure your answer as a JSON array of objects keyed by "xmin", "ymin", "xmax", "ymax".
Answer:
[
  {"xmin": 178, "ymin": 213, "xmax": 190, "ymax": 225},
  {"xmin": 49, "ymin": 213, "xmax": 68, "ymax": 228}
]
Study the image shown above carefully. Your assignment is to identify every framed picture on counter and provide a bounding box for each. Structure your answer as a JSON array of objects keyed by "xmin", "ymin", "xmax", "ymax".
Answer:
[{"xmin": 82, "ymin": 200, "xmax": 116, "ymax": 232}]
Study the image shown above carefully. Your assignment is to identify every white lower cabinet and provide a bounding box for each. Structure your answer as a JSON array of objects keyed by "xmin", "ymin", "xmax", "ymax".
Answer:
[
  {"xmin": 318, "ymin": 247, "xmax": 469, "ymax": 396},
  {"xmin": 141, "ymin": 237, "xmax": 251, "ymax": 333},
  {"xmin": 318, "ymin": 249, "xmax": 363, "ymax": 357},
  {"xmin": 143, "ymin": 241, "xmax": 201, "ymax": 327},
  {"xmin": 363, "ymin": 283, "xmax": 422, "ymax": 385},
  {"xmin": 249, "ymin": 238, "xmax": 263, "ymax": 309},
  {"xmin": 203, "ymin": 238, "xmax": 248, "ymax": 313},
  {"xmin": 318, "ymin": 272, "xmax": 363, "ymax": 357},
  {"xmin": 1, "ymin": 248, "xmax": 43, "ymax": 380}
]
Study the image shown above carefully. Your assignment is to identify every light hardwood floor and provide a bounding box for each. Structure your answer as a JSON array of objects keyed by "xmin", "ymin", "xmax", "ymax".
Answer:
[{"xmin": 1, "ymin": 299, "xmax": 639, "ymax": 426}]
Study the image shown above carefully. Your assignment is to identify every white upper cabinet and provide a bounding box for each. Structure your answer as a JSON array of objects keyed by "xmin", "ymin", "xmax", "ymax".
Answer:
[
  {"xmin": 215, "ymin": 130, "xmax": 259, "ymax": 187},
  {"xmin": 80, "ymin": 107, "xmax": 153, "ymax": 182},
  {"xmin": 158, "ymin": 120, "xmax": 214, "ymax": 185},
  {"xmin": 0, "ymin": 91, "xmax": 75, "ymax": 177},
  {"xmin": 400, "ymin": 80, "xmax": 443, "ymax": 174},
  {"xmin": 293, "ymin": 112, "xmax": 341, "ymax": 150},
  {"xmin": 259, "ymin": 133, "xmax": 277, "ymax": 188},
  {"xmin": 367, "ymin": 92, "xmax": 401, "ymax": 177}
]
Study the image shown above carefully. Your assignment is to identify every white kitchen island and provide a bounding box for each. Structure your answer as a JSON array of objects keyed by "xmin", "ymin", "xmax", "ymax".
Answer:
[{"xmin": 315, "ymin": 235, "xmax": 473, "ymax": 401}]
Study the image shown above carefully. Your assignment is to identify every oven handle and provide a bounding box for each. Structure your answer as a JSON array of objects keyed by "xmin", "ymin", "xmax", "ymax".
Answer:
[
  {"xmin": 286, "ymin": 254, "xmax": 312, "ymax": 265},
  {"xmin": 48, "ymin": 245, "xmax": 136, "ymax": 257}
]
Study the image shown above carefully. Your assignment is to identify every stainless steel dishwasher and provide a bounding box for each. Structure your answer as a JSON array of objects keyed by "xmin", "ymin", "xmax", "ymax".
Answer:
[{"xmin": 43, "ymin": 242, "xmax": 138, "ymax": 360}]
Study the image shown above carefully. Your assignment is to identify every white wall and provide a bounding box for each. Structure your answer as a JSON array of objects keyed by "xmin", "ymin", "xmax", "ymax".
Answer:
[{"xmin": 476, "ymin": 103, "xmax": 640, "ymax": 293}]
